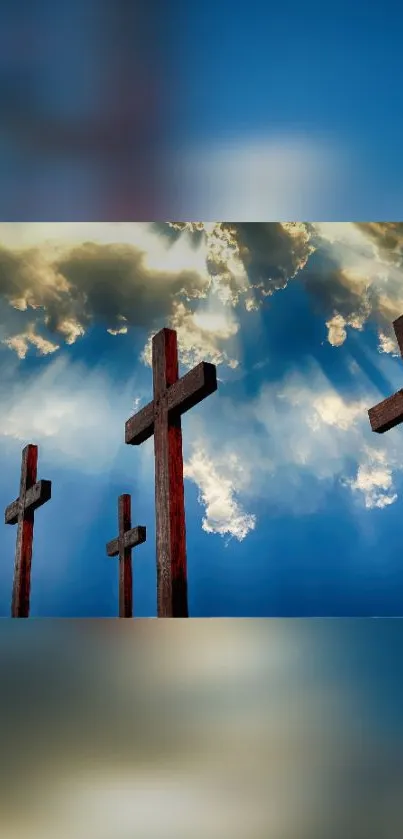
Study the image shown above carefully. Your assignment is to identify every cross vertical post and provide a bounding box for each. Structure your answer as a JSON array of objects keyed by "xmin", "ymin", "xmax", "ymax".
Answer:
[
  {"xmin": 5, "ymin": 444, "xmax": 52, "ymax": 618},
  {"xmin": 125, "ymin": 328, "xmax": 218, "ymax": 618},
  {"xmin": 106, "ymin": 494, "xmax": 146, "ymax": 618},
  {"xmin": 153, "ymin": 329, "xmax": 187, "ymax": 619},
  {"xmin": 368, "ymin": 315, "xmax": 403, "ymax": 433}
]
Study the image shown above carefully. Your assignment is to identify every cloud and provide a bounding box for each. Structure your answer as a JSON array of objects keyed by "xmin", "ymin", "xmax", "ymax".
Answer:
[
  {"xmin": 0, "ymin": 237, "xmax": 208, "ymax": 344},
  {"xmin": 184, "ymin": 445, "xmax": 256, "ymax": 543},
  {"xmin": 306, "ymin": 391, "xmax": 366, "ymax": 432},
  {"xmin": 3, "ymin": 221, "xmax": 403, "ymax": 374},
  {"xmin": 0, "ymin": 225, "xmax": 215, "ymax": 356},
  {"xmin": 2, "ymin": 323, "xmax": 60, "ymax": 358},
  {"xmin": 343, "ymin": 447, "xmax": 398, "ymax": 509},
  {"xmin": 306, "ymin": 223, "xmax": 403, "ymax": 352},
  {"xmin": 0, "ymin": 223, "xmax": 250, "ymax": 372},
  {"xmin": 1, "ymin": 339, "xmax": 401, "ymax": 543},
  {"xmin": 181, "ymin": 361, "xmax": 403, "ymax": 535},
  {"xmin": 156, "ymin": 221, "xmax": 403, "ymax": 360},
  {"xmin": 355, "ymin": 222, "xmax": 403, "ymax": 266},
  {"xmin": 141, "ymin": 299, "xmax": 240, "ymax": 370},
  {"xmin": 162, "ymin": 221, "xmax": 314, "ymax": 309},
  {"xmin": 326, "ymin": 313, "xmax": 348, "ymax": 347},
  {"xmin": 0, "ymin": 353, "xmax": 139, "ymax": 474},
  {"xmin": 3, "ymin": 222, "xmax": 403, "ymax": 541}
]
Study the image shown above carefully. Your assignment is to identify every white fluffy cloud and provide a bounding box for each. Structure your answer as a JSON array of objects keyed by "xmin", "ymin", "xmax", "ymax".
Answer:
[
  {"xmin": 3, "ymin": 323, "xmax": 60, "ymax": 358},
  {"xmin": 141, "ymin": 299, "xmax": 240, "ymax": 370},
  {"xmin": 0, "ymin": 354, "xmax": 145, "ymax": 475},
  {"xmin": 343, "ymin": 447, "xmax": 398, "ymax": 509},
  {"xmin": 0, "ymin": 340, "xmax": 401, "ymax": 542},
  {"xmin": 184, "ymin": 446, "xmax": 256, "ymax": 543},
  {"xmin": 180, "ymin": 360, "xmax": 403, "ymax": 537}
]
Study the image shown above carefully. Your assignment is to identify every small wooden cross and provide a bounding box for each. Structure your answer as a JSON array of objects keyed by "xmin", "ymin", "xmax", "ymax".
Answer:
[
  {"xmin": 125, "ymin": 328, "xmax": 217, "ymax": 618},
  {"xmin": 5, "ymin": 444, "xmax": 51, "ymax": 618},
  {"xmin": 106, "ymin": 493, "xmax": 146, "ymax": 618},
  {"xmin": 369, "ymin": 315, "xmax": 403, "ymax": 433}
]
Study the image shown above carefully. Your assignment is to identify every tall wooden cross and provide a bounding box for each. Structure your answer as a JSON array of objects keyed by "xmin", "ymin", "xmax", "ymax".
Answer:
[
  {"xmin": 125, "ymin": 328, "xmax": 217, "ymax": 618},
  {"xmin": 5, "ymin": 444, "xmax": 51, "ymax": 618},
  {"xmin": 106, "ymin": 493, "xmax": 146, "ymax": 618},
  {"xmin": 368, "ymin": 315, "xmax": 403, "ymax": 433}
]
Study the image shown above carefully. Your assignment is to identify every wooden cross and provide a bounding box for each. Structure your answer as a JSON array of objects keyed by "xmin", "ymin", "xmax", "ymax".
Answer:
[
  {"xmin": 125, "ymin": 328, "xmax": 217, "ymax": 618},
  {"xmin": 5, "ymin": 444, "xmax": 51, "ymax": 618},
  {"xmin": 368, "ymin": 315, "xmax": 403, "ymax": 433},
  {"xmin": 106, "ymin": 494, "xmax": 146, "ymax": 618}
]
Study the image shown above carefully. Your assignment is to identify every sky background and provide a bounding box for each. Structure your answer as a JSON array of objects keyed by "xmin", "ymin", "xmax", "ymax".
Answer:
[
  {"xmin": 1, "ymin": 222, "xmax": 403, "ymax": 616},
  {"xmin": 1, "ymin": 1, "xmax": 403, "ymax": 219}
]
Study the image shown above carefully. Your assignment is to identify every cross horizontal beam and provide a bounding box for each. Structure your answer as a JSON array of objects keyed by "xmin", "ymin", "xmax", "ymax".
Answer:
[
  {"xmin": 125, "ymin": 401, "xmax": 154, "ymax": 446},
  {"xmin": 125, "ymin": 361, "xmax": 217, "ymax": 445},
  {"xmin": 5, "ymin": 479, "xmax": 52, "ymax": 525},
  {"xmin": 368, "ymin": 389, "xmax": 403, "ymax": 434},
  {"xmin": 167, "ymin": 360, "xmax": 218, "ymax": 416},
  {"xmin": 106, "ymin": 525, "xmax": 146, "ymax": 557}
]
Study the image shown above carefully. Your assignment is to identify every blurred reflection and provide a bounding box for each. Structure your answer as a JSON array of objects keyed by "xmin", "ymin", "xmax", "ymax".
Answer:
[
  {"xmin": 0, "ymin": 620, "xmax": 402, "ymax": 838},
  {"xmin": 0, "ymin": 3, "xmax": 352, "ymax": 221},
  {"xmin": 0, "ymin": 1, "xmax": 170, "ymax": 220}
]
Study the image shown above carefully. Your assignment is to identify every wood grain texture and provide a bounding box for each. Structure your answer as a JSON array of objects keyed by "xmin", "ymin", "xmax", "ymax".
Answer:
[
  {"xmin": 167, "ymin": 361, "xmax": 217, "ymax": 417},
  {"xmin": 368, "ymin": 389, "xmax": 403, "ymax": 433},
  {"xmin": 393, "ymin": 315, "xmax": 403, "ymax": 358},
  {"xmin": 125, "ymin": 401, "xmax": 154, "ymax": 446},
  {"xmin": 106, "ymin": 493, "xmax": 146, "ymax": 618},
  {"xmin": 368, "ymin": 315, "xmax": 403, "ymax": 434},
  {"xmin": 106, "ymin": 526, "xmax": 146, "ymax": 556},
  {"xmin": 153, "ymin": 329, "xmax": 182, "ymax": 617},
  {"xmin": 125, "ymin": 327, "xmax": 218, "ymax": 618},
  {"xmin": 5, "ymin": 445, "xmax": 52, "ymax": 618},
  {"xmin": 5, "ymin": 480, "xmax": 51, "ymax": 525}
]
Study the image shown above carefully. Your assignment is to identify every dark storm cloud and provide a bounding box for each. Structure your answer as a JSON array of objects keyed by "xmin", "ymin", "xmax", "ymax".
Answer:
[
  {"xmin": 222, "ymin": 222, "xmax": 313, "ymax": 291},
  {"xmin": 158, "ymin": 223, "xmax": 403, "ymax": 352},
  {"xmin": 307, "ymin": 224, "xmax": 403, "ymax": 346},
  {"xmin": 156, "ymin": 222, "xmax": 314, "ymax": 308},
  {"xmin": 169, "ymin": 221, "xmax": 313, "ymax": 290},
  {"xmin": 0, "ymin": 239, "xmax": 209, "ymax": 345},
  {"xmin": 52, "ymin": 241, "xmax": 207, "ymax": 331},
  {"xmin": 2, "ymin": 223, "xmax": 403, "ymax": 362},
  {"xmin": 152, "ymin": 222, "xmax": 206, "ymax": 250},
  {"xmin": 355, "ymin": 223, "xmax": 403, "ymax": 266},
  {"xmin": 302, "ymin": 252, "xmax": 372, "ymax": 324}
]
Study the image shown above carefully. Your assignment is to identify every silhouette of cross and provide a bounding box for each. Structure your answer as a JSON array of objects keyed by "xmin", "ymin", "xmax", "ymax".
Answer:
[
  {"xmin": 5, "ymin": 444, "xmax": 51, "ymax": 617},
  {"xmin": 125, "ymin": 328, "xmax": 217, "ymax": 617},
  {"xmin": 106, "ymin": 494, "xmax": 146, "ymax": 618},
  {"xmin": 369, "ymin": 315, "xmax": 403, "ymax": 433}
]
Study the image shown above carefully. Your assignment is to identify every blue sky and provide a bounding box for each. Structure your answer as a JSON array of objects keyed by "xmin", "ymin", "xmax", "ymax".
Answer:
[{"xmin": 1, "ymin": 221, "xmax": 403, "ymax": 616}]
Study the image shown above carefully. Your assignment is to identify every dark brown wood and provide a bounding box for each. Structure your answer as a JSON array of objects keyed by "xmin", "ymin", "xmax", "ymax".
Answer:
[
  {"xmin": 125, "ymin": 328, "xmax": 218, "ymax": 618},
  {"xmin": 369, "ymin": 316, "xmax": 403, "ymax": 433},
  {"xmin": 393, "ymin": 315, "xmax": 403, "ymax": 357},
  {"xmin": 106, "ymin": 493, "xmax": 146, "ymax": 618},
  {"xmin": 369, "ymin": 389, "xmax": 403, "ymax": 434},
  {"xmin": 5, "ymin": 444, "xmax": 52, "ymax": 618},
  {"xmin": 125, "ymin": 362, "xmax": 217, "ymax": 446}
]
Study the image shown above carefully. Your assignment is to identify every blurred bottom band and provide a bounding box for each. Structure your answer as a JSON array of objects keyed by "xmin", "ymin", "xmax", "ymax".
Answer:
[{"xmin": 0, "ymin": 619, "xmax": 401, "ymax": 839}]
